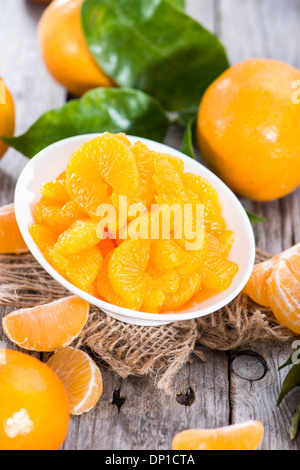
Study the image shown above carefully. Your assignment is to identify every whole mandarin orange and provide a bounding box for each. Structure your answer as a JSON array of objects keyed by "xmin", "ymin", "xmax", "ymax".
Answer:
[
  {"xmin": 0, "ymin": 78, "xmax": 15, "ymax": 159},
  {"xmin": 197, "ymin": 58, "xmax": 300, "ymax": 201},
  {"xmin": 38, "ymin": 0, "xmax": 114, "ymax": 96},
  {"xmin": 0, "ymin": 349, "xmax": 69, "ymax": 450}
]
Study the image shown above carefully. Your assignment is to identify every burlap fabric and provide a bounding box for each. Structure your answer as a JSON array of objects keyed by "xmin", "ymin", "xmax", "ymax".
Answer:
[{"xmin": 0, "ymin": 249, "xmax": 294, "ymax": 393}]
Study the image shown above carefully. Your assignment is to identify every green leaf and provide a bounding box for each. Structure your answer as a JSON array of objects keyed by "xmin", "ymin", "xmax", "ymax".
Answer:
[
  {"xmin": 246, "ymin": 210, "xmax": 266, "ymax": 224},
  {"xmin": 167, "ymin": 0, "xmax": 185, "ymax": 9},
  {"xmin": 277, "ymin": 363, "xmax": 300, "ymax": 406},
  {"xmin": 290, "ymin": 400, "xmax": 300, "ymax": 440},
  {"xmin": 82, "ymin": 0, "xmax": 229, "ymax": 116},
  {"xmin": 2, "ymin": 88, "xmax": 170, "ymax": 159},
  {"xmin": 180, "ymin": 116, "xmax": 196, "ymax": 159}
]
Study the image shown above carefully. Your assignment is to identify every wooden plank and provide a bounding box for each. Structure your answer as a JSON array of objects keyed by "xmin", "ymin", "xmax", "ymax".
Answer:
[{"xmin": 63, "ymin": 352, "xmax": 230, "ymax": 450}]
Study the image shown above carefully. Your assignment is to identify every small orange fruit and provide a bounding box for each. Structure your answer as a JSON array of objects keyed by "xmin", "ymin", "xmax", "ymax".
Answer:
[
  {"xmin": 0, "ymin": 78, "xmax": 15, "ymax": 159},
  {"xmin": 38, "ymin": 0, "xmax": 114, "ymax": 96},
  {"xmin": 2, "ymin": 296, "xmax": 89, "ymax": 351},
  {"xmin": 197, "ymin": 58, "xmax": 300, "ymax": 201},
  {"xmin": 172, "ymin": 421, "xmax": 264, "ymax": 450},
  {"xmin": 0, "ymin": 349, "xmax": 69, "ymax": 450},
  {"xmin": 0, "ymin": 203, "xmax": 28, "ymax": 254},
  {"xmin": 47, "ymin": 346, "xmax": 103, "ymax": 415}
]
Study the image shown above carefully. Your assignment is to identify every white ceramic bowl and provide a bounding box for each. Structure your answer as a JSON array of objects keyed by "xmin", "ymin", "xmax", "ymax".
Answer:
[{"xmin": 15, "ymin": 134, "xmax": 255, "ymax": 326}]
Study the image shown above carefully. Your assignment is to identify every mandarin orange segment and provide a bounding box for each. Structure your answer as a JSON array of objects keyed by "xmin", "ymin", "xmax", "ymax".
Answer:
[
  {"xmin": 146, "ymin": 265, "xmax": 180, "ymax": 294},
  {"xmin": 66, "ymin": 247, "xmax": 103, "ymax": 292},
  {"xmin": 54, "ymin": 219, "xmax": 100, "ymax": 256},
  {"xmin": 47, "ymin": 346, "xmax": 103, "ymax": 416},
  {"xmin": 29, "ymin": 224, "xmax": 60, "ymax": 252},
  {"xmin": 111, "ymin": 141, "xmax": 155, "ymax": 210},
  {"xmin": 66, "ymin": 133, "xmax": 139, "ymax": 197},
  {"xmin": 40, "ymin": 179, "xmax": 70, "ymax": 204},
  {"xmin": 108, "ymin": 239, "xmax": 151, "ymax": 310},
  {"xmin": 2, "ymin": 296, "xmax": 89, "ymax": 352},
  {"xmin": 152, "ymin": 152, "xmax": 185, "ymax": 174},
  {"xmin": 66, "ymin": 173, "xmax": 108, "ymax": 217},
  {"xmin": 0, "ymin": 203, "xmax": 28, "ymax": 254},
  {"xmin": 163, "ymin": 272, "xmax": 201, "ymax": 311},
  {"xmin": 141, "ymin": 287, "xmax": 165, "ymax": 313},
  {"xmin": 183, "ymin": 173, "xmax": 225, "ymax": 234},
  {"xmin": 202, "ymin": 234, "xmax": 238, "ymax": 290},
  {"xmin": 172, "ymin": 421, "xmax": 264, "ymax": 450},
  {"xmin": 150, "ymin": 239, "xmax": 187, "ymax": 269},
  {"xmin": 218, "ymin": 229, "xmax": 235, "ymax": 256},
  {"xmin": 153, "ymin": 159, "xmax": 190, "ymax": 205},
  {"xmin": 34, "ymin": 197, "xmax": 86, "ymax": 232},
  {"xmin": 96, "ymin": 251, "xmax": 128, "ymax": 308},
  {"xmin": 46, "ymin": 246, "xmax": 102, "ymax": 292}
]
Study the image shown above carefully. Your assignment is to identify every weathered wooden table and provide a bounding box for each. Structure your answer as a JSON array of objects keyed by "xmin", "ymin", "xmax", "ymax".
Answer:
[{"xmin": 1, "ymin": 0, "xmax": 299, "ymax": 450}]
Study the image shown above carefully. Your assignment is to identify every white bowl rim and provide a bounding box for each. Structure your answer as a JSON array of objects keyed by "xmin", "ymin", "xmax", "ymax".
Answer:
[{"xmin": 15, "ymin": 133, "xmax": 255, "ymax": 323}]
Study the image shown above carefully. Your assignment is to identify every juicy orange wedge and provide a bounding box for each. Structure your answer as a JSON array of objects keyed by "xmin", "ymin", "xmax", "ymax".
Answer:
[
  {"xmin": 172, "ymin": 421, "xmax": 264, "ymax": 450},
  {"xmin": 47, "ymin": 346, "xmax": 103, "ymax": 416},
  {"xmin": 0, "ymin": 203, "xmax": 28, "ymax": 254},
  {"xmin": 2, "ymin": 296, "xmax": 89, "ymax": 352}
]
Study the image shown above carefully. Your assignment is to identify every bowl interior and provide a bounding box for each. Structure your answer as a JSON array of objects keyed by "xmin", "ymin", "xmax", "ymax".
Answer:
[{"xmin": 15, "ymin": 134, "xmax": 255, "ymax": 325}]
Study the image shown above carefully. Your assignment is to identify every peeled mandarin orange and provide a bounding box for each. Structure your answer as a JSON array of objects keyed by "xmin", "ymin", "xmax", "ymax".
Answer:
[
  {"xmin": 29, "ymin": 223, "xmax": 59, "ymax": 252},
  {"xmin": 34, "ymin": 197, "xmax": 86, "ymax": 232},
  {"xmin": 64, "ymin": 247, "xmax": 103, "ymax": 291},
  {"xmin": 108, "ymin": 239, "xmax": 151, "ymax": 310},
  {"xmin": 0, "ymin": 349, "xmax": 69, "ymax": 451},
  {"xmin": 197, "ymin": 58, "xmax": 300, "ymax": 201},
  {"xmin": 96, "ymin": 251, "xmax": 128, "ymax": 308},
  {"xmin": 182, "ymin": 173, "xmax": 225, "ymax": 234},
  {"xmin": 2, "ymin": 296, "xmax": 89, "ymax": 352},
  {"xmin": 150, "ymin": 239, "xmax": 187, "ymax": 269},
  {"xmin": 0, "ymin": 203, "xmax": 28, "ymax": 254},
  {"xmin": 244, "ymin": 244, "xmax": 300, "ymax": 307},
  {"xmin": 47, "ymin": 346, "xmax": 103, "ymax": 415},
  {"xmin": 202, "ymin": 234, "xmax": 238, "ymax": 291},
  {"xmin": 111, "ymin": 141, "xmax": 155, "ymax": 210},
  {"xmin": 54, "ymin": 218, "xmax": 100, "ymax": 256},
  {"xmin": 40, "ymin": 179, "xmax": 70, "ymax": 204},
  {"xmin": 38, "ymin": 0, "xmax": 114, "ymax": 96},
  {"xmin": 163, "ymin": 272, "xmax": 201, "ymax": 311},
  {"xmin": 267, "ymin": 253, "xmax": 300, "ymax": 334},
  {"xmin": 67, "ymin": 133, "xmax": 139, "ymax": 198},
  {"xmin": 172, "ymin": 421, "xmax": 264, "ymax": 450}
]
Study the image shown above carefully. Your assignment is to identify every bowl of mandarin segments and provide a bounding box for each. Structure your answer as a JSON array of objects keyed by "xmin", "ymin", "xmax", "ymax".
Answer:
[{"xmin": 14, "ymin": 133, "xmax": 255, "ymax": 326}]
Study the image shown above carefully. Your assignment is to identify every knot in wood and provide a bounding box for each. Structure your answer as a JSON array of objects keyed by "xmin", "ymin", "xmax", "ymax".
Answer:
[{"xmin": 232, "ymin": 351, "xmax": 267, "ymax": 381}]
